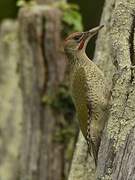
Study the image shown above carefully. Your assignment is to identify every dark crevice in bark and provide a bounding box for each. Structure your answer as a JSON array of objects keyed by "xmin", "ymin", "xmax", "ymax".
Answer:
[
  {"xmin": 37, "ymin": 15, "xmax": 50, "ymax": 180},
  {"xmin": 129, "ymin": 15, "xmax": 135, "ymax": 66},
  {"xmin": 129, "ymin": 15, "xmax": 135, "ymax": 83},
  {"xmin": 104, "ymin": 140, "xmax": 115, "ymax": 175},
  {"xmin": 130, "ymin": 70, "xmax": 135, "ymax": 83},
  {"xmin": 41, "ymin": 16, "xmax": 49, "ymax": 95}
]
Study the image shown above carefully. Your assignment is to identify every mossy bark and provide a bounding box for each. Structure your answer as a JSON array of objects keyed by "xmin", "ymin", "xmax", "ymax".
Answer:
[{"xmin": 69, "ymin": 0, "xmax": 135, "ymax": 180}]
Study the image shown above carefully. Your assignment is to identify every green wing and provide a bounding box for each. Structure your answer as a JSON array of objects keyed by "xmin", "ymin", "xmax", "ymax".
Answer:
[
  {"xmin": 71, "ymin": 67, "xmax": 89, "ymax": 138},
  {"xmin": 72, "ymin": 67, "xmax": 98, "ymax": 164}
]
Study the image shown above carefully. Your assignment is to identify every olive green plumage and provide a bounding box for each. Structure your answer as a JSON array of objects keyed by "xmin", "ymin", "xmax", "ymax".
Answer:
[
  {"xmin": 70, "ymin": 54, "xmax": 107, "ymax": 164},
  {"xmin": 64, "ymin": 25, "xmax": 107, "ymax": 165}
]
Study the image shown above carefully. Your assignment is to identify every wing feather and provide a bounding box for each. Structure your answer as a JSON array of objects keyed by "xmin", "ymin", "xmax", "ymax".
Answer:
[
  {"xmin": 71, "ymin": 67, "xmax": 89, "ymax": 137},
  {"xmin": 71, "ymin": 67, "xmax": 97, "ymax": 164}
]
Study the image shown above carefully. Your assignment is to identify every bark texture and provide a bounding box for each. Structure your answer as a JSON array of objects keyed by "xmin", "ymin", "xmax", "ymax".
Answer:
[
  {"xmin": 0, "ymin": 20, "xmax": 22, "ymax": 180},
  {"xmin": 69, "ymin": 0, "xmax": 135, "ymax": 180}
]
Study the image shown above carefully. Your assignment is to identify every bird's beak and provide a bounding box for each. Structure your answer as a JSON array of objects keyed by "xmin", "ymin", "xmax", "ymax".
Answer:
[
  {"xmin": 88, "ymin": 25, "xmax": 104, "ymax": 36},
  {"xmin": 83, "ymin": 25, "xmax": 104, "ymax": 41},
  {"xmin": 78, "ymin": 25, "xmax": 104, "ymax": 50}
]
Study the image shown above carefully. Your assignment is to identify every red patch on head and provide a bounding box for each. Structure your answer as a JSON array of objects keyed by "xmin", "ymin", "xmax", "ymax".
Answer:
[{"xmin": 78, "ymin": 40, "xmax": 85, "ymax": 50}]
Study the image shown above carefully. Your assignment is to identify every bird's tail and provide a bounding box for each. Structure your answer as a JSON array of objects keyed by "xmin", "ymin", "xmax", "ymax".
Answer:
[{"xmin": 86, "ymin": 138, "xmax": 98, "ymax": 166}]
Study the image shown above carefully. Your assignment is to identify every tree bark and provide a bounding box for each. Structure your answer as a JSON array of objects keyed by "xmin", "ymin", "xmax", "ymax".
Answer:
[
  {"xmin": 69, "ymin": 0, "xmax": 135, "ymax": 179},
  {"xmin": 0, "ymin": 20, "xmax": 22, "ymax": 180}
]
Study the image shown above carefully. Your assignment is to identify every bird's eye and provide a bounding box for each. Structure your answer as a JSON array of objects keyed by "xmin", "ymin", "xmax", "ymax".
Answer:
[{"xmin": 73, "ymin": 34, "xmax": 83, "ymax": 41}]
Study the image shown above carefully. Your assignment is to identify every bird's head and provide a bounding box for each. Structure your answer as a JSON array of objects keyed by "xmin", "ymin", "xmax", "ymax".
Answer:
[{"xmin": 64, "ymin": 25, "xmax": 104, "ymax": 55}]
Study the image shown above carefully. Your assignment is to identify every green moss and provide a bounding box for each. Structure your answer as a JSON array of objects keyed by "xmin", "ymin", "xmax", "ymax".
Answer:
[
  {"xmin": 42, "ymin": 84, "xmax": 75, "ymax": 118},
  {"xmin": 43, "ymin": 84, "xmax": 78, "ymax": 165},
  {"xmin": 43, "ymin": 83, "xmax": 77, "ymax": 159},
  {"xmin": 53, "ymin": 124, "xmax": 77, "ymax": 143},
  {"xmin": 16, "ymin": 0, "xmax": 37, "ymax": 8}
]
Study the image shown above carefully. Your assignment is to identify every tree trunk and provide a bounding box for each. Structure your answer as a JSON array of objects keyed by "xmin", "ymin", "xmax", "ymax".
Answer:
[
  {"xmin": 18, "ymin": 6, "xmax": 67, "ymax": 180},
  {"xmin": 0, "ymin": 2, "xmax": 77, "ymax": 180},
  {"xmin": 69, "ymin": 0, "xmax": 135, "ymax": 179},
  {"xmin": 0, "ymin": 20, "xmax": 22, "ymax": 180}
]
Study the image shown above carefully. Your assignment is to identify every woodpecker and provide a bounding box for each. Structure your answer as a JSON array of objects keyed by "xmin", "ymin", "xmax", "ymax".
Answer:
[{"xmin": 64, "ymin": 25, "xmax": 107, "ymax": 165}]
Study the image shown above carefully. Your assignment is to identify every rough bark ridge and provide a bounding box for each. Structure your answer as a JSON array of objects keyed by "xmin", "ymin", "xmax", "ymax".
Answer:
[
  {"xmin": 69, "ymin": 0, "xmax": 135, "ymax": 179},
  {"xmin": 97, "ymin": 1, "xmax": 135, "ymax": 179}
]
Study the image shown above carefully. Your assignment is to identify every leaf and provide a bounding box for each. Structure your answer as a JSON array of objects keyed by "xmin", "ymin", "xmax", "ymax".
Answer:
[
  {"xmin": 16, "ymin": 0, "xmax": 26, "ymax": 7},
  {"xmin": 62, "ymin": 9, "xmax": 83, "ymax": 32}
]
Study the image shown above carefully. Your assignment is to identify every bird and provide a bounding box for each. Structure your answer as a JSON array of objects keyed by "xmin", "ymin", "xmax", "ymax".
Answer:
[{"xmin": 64, "ymin": 25, "xmax": 108, "ymax": 166}]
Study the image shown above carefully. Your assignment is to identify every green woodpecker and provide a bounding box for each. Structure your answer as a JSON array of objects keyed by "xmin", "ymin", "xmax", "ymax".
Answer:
[{"xmin": 64, "ymin": 25, "xmax": 107, "ymax": 165}]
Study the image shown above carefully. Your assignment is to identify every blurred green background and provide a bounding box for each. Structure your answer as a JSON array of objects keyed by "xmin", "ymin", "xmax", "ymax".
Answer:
[
  {"xmin": 0, "ymin": 0, "xmax": 17, "ymax": 20},
  {"xmin": 0, "ymin": 0, "xmax": 104, "ymax": 57}
]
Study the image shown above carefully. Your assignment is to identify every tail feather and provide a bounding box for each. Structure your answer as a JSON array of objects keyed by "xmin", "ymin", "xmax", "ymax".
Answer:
[
  {"xmin": 91, "ymin": 140, "xmax": 98, "ymax": 166},
  {"xmin": 86, "ymin": 138, "xmax": 98, "ymax": 166}
]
